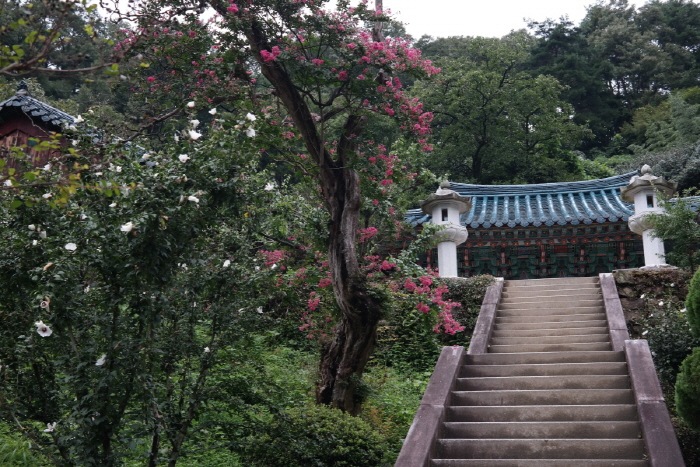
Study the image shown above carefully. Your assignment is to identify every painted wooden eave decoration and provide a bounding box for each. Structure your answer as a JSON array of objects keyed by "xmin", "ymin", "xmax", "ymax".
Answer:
[
  {"xmin": 0, "ymin": 81, "xmax": 75, "ymax": 128},
  {"xmin": 406, "ymin": 172, "xmax": 639, "ymax": 229}
]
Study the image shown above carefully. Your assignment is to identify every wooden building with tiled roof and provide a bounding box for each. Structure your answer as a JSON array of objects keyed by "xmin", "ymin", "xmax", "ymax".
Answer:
[{"xmin": 406, "ymin": 173, "xmax": 647, "ymax": 279}]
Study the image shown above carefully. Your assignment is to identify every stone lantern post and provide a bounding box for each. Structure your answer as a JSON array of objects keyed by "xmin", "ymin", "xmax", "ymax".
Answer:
[
  {"xmin": 620, "ymin": 165, "xmax": 677, "ymax": 267},
  {"xmin": 420, "ymin": 181, "xmax": 472, "ymax": 277}
]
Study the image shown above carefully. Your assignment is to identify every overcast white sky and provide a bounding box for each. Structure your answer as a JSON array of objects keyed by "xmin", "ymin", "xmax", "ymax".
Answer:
[{"xmin": 385, "ymin": 0, "xmax": 648, "ymax": 39}]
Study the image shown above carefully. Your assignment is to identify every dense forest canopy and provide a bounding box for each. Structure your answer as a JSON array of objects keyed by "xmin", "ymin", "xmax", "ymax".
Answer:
[{"xmin": 3, "ymin": 0, "xmax": 700, "ymax": 466}]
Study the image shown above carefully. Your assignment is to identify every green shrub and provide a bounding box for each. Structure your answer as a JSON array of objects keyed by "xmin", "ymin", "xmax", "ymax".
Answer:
[
  {"xmin": 687, "ymin": 267, "xmax": 700, "ymax": 338},
  {"xmin": 244, "ymin": 405, "xmax": 386, "ymax": 467},
  {"xmin": 676, "ymin": 348, "xmax": 700, "ymax": 430},
  {"xmin": 0, "ymin": 421, "xmax": 48, "ymax": 467}
]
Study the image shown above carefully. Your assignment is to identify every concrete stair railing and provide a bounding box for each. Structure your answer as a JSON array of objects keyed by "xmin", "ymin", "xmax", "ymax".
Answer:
[{"xmin": 395, "ymin": 273, "xmax": 685, "ymax": 467}]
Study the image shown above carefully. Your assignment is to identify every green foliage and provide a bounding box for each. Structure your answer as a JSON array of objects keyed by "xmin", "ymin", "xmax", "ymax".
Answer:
[
  {"xmin": 244, "ymin": 405, "xmax": 386, "ymax": 467},
  {"xmin": 647, "ymin": 191, "xmax": 700, "ymax": 270},
  {"xmin": 416, "ymin": 32, "xmax": 589, "ymax": 184},
  {"xmin": 0, "ymin": 421, "xmax": 48, "ymax": 466},
  {"xmin": 676, "ymin": 347, "xmax": 700, "ymax": 430},
  {"xmin": 687, "ymin": 267, "xmax": 700, "ymax": 338}
]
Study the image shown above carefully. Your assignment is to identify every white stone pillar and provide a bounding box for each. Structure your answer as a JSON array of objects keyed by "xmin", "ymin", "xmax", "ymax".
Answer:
[
  {"xmin": 621, "ymin": 165, "xmax": 677, "ymax": 267},
  {"xmin": 420, "ymin": 181, "xmax": 472, "ymax": 278}
]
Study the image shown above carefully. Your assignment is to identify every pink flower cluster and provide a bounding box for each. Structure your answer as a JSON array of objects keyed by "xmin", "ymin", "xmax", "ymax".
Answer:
[
  {"xmin": 260, "ymin": 46, "xmax": 282, "ymax": 62},
  {"xmin": 259, "ymin": 249, "xmax": 286, "ymax": 266},
  {"xmin": 357, "ymin": 226, "xmax": 378, "ymax": 243}
]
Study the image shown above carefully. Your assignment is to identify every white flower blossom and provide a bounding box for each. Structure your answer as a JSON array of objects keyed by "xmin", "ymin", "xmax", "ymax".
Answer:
[
  {"xmin": 4, "ymin": 179, "xmax": 12, "ymax": 187},
  {"xmin": 43, "ymin": 163, "xmax": 51, "ymax": 171},
  {"xmin": 109, "ymin": 203, "xmax": 117, "ymax": 208},
  {"xmin": 246, "ymin": 112, "xmax": 256, "ymax": 121},
  {"xmin": 72, "ymin": 140, "xmax": 78, "ymax": 147},
  {"xmin": 35, "ymin": 320, "xmax": 52, "ymax": 337},
  {"xmin": 75, "ymin": 115, "xmax": 84, "ymax": 123},
  {"xmin": 142, "ymin": 153, "xmax": 151, "ymax": 159},
  {"xmin": 43, "ymin": 422, "xmax": 57, "ymax": 433},
  {"xmin": 640, "ymin": 294, "xmax": 646, "ymax": 299},
  {"xmin": 95, "ymin": 354, "xmax": 107, "ymax": 366},
  {"xmin": 681, "ymin": 308, "xmax": 687, "ymax": 313},
  {"xmin": 187, "ymin": 195, "xmax": 200, "ymax": 203},
  {"xmin": 257, "ymin": 306, "xmax": 263, "ymax": 313},
  {"xmin": 264, "ymin": 182, "xmax": 275, "ymax": 191},
  {"xmin": 64, "ymin": 243, "xmax": 77, "ymax": 251},
  {"xmin": 209, "ymin": 108, "xmax": 217, "ymax": 115},
  {"xmin": 40, "ymin": 300, "xmax": 49, "ymax": 309},
  {"xmin": 190, "ymin": 119, "xmax": 200, "ymax": 127},
  {"xmin": 187, "ymin": 101, "xmax": 195, "ymax": 108},
  {"xmin": 32, "ymin": 240, "xmax": 38, "ymax": 246},
  {"xmin": 246, "ymin": 127, "xmax": 256, "ymax": 138},
  {"xmin": 39, "ymin": 231, "xmax": 47, "ymax": 239},
  {"xmin": 223, "ymin": 259, "xmax": 231, "ymax": 268},
  {"xmin": 204, "ymin": 347, "xmax": 210, "ymax": 353},
  {"xmin": 174, "ymin": 134, "xmax": 179, "ymax": 142},
  {"xmin": 188, "ymin": 129, "xmax": 202, "ymax": 140},
  {"xmin": 642, "ymin": 330, "xmax": 648, "ymax": 336},
  {"xmin": 28, "ymin": 224, "xmax": 36, "ymax": 230},
  {"xmin": 179, "ymin": 154, "xmax": 190, "ymax": 163},
  {"xmin": 271, "ymin": 263, "xmax": 277, "ymax": 270},
  {"xmin": 120, "ymin": 222, "xmax": 134, "ymax": 232},
  {"xmin": 42, "ymin": 193, "xmax": 52, "ymax": 199},
  {"xmin": 659, "ymin": 301, "xmax": 664, "ymax": 306}
]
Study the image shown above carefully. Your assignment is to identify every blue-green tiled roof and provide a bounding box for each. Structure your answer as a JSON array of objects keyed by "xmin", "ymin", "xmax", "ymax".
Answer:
[{"xmin": 407, "ymin": 172, "xmax": 638, "ymax": 229}]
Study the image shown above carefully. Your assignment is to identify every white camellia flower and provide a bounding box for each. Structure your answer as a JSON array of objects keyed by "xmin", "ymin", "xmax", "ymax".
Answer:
[
  {"xmin": 257, "ymin": 307, "xmax": 263, "ymax": 313},
  {"xmin": 43, "ymin": 163, "xmax": 51, "ymax": 171},
  {"xmin": 64, "ymin": 243, "xmax": 77, "ymax": 251},
  {"xmin": 95, "ymin": 354, "xmax": 107, "ymax": 366},
  {"xmin": 188, "ymin": 129, "xmax": 202, "ymax": 140},
  {"xmin": 209, "ymin": 108, "xmax": 217, "ymax": 115},
  {"xmin": 264, "ymin": 182, "xmax": 274, "ymax": 191},
  {"xmin": 223, "ymin": 259, "xmax": 231, "ymax": 268},
  {"xmin": 39, "ymin": 231, "xmax": 47, "ymax": 239},
  {"xmin": 187, "ymin": 195, "xmax": 200, "ymax": 203},
  {"xmin": 120, "ymin": 222, "xmax": 134, "ymax": 232},
  {"xmin": 32, "ymin": 240, "xmax": 38, "ymax": 246},
  {"xmin": 174, "ymin": 134, "xmax": 179, "ymax": 142},
  {"xmin": 35, "ymin": 320, "xmax": 53, "ymax": 337},
  {"xmin": 190, "ymin": 119, "xmax": 200, "ymax": 127},
  {"xmin": 42, "ymin": 193, "xmax": 52, "ymax": 199},
  {"xmin": 204, "ymin": 347, "xmax": 211, "ymax": 353},
  {"xmin": 109, "ymin": 203, "xmax": 117, "ymax": 208},
  {"xmin": 4, "ymin": 179, "xmax": 12, "ymax": 187},
  {"xmin": 246, "ymin": 112, "xmax": 256, "ymax": 121},
  {"xmin": 142, "ymin": 153, "xmax": 151, "ymax": 159},
  {"xmin": 75, "ymin": 115, "xmax": 84, "ymax": 123},
  {"xmin": 659, "ymin": 301, "xmax": 664, "ymax": 306},
  {"xmin": 43, "ymin": 422, "xmax": 57, "ymax": 433},
  {"xmin": 28, "ymin": 224, "xmax": 36, "ymax": 230},
  {"xmin": 179, "ymin": 154, "xmax": 190, "ymax": 163},
  {"xmin": 246, "ymin": 127, "xmax": 256, "ymax": 138},
  {"xmin": 681, "ymin": 308, "xmax": 687, "ymax": 313},
  {"xmin": 187, "ymin": 101, "xmax": 195, "ymax": 108}
]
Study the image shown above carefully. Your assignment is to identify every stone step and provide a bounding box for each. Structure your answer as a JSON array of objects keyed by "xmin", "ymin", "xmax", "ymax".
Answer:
[
  {"xmin": 451, "ymin": 389, "xmax": 634, "ymax": 407},
  {"xmin": 447, "ymin": 404, "xmax": 638, "ymax": 422},
  {"xmin": 501, "ymin": 287, "xmax": 602, "ymax": 299},
  {"xmin": 495, "ymin": 313, "xmax": 606, "ymax": 324},
  {"xmin": 455, "ymin": 375, "xmax": 629, "ymax": 391},
  {"xmin": 435, "ymin": 438, "xmax": 646, "ymax": 459},
  {"xmin": 489, "ymin": 342, "xmax": 612, "ymax": 353},
  {"xmin": 504, "ymin": 277, "xmax": 600, "ymax": 288},
  {"xmin": 498, "ymin": 300, "xmax": 603, "ymax": 310},
  {"xmin": 493, "ymin": 320, "xmax": 608, "ymax": 331},
  {"xmin": 464, "ymin": 351, "xmax": 626, "ymax": 366},
  {"xmin": 441, "ymin": 421, "xmax": 641, "ymax": 439},
  {"xmin": 498, "ymin": 307, "xmax": 604, "ymax": 317},
  {"xmin": 460, "ymin": 362, "xmax": 627, "ymax": 378},
  {"xmin": 489, "ymin": 334, "xmax": 610, "ymax": 346},
  {"xmin": 431, "ymin": 459, "xmax": 649, "ymax": 466},
  {"xmin": 491, "ymin": 327, "xmax": 609, "ymax": 338}
]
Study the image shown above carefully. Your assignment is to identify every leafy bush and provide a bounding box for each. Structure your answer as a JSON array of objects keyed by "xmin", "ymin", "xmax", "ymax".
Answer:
[
  {"xmin": 687, "ymin": 266, "xmax": 700, "ymax": 337},
  {"xmin": 244, "ymin": 405, "xmax": 386, "ymax": 467},
  {"xmin": 0, "ymin": 421, "xmax": 48, "ymax": 467},
  {"xmin": 640, "ymin": 300, "xmax": 700, "ymax": 393},
  {"xmin": 677, "ymin": 348, "xmax": 700, "ymax": 430}
]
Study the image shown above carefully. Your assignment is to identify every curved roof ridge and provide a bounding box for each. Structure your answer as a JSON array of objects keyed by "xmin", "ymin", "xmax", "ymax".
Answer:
[
  {"xmin": 0, "ymin": 83, "xmax": 75, "ymax": 127},
  {"xmin": 449, "ymin": 172, "xmax": 636, "ymax": 196}
]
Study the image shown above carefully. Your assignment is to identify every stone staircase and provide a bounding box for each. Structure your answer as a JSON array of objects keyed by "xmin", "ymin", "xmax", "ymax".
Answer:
[{"xmin": 395, "ymin": 275, "xmax": 685, "ymax": 467}]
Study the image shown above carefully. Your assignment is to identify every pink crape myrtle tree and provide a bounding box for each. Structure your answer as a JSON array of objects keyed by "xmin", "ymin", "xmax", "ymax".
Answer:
[{"xmin": 129, "ymin": 0, "xmax": 447, "ymax": 414}]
